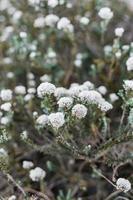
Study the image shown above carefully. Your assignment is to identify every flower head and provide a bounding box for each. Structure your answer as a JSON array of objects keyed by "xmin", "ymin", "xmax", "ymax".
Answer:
[
  {"xmin": 115, "ymin": 27, "xmax": 124, "ymax": 37},
  {"xmin": 72, "ymin": 104, "xmax": 87, "ymax": 119},
  {"xmin": 29, "ymin": 167, "xmax": 46, "ymax": 181},
  {"xmin": 98, "ymin": 7, "xmax": 113, "ymax": 20},
  {"xmin": 48, "ymin": 112, "xmax": 65, "ymax": 129},
  {"xmin": 126, "ymin": 57, "xmax": 133, "ymax": 71},
  {"xmin": 116, "ymin": 178, "xmax": 131, "ymax": 193},
  {"xmin": 57, "ymin": 97, "xmax": 73, "ymax": 109},
  {"xmin": 37, "ymin": 82, "xmax": 56, "ymax": 98},
  {"xmin": 0, "ymin": 89, "xmax": 12, "ymax": 101}
]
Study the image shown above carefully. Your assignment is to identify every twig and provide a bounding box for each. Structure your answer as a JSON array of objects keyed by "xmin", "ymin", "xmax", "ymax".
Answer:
[
  {"xmin": 24, "ymin": 188, "xmax": 51, "ymax": 200},
  {"xmin": 5, "ymin": 173, "xmax": 26, "ymax": 197},
  {"xmin": 105, "ymin": 190, "xmax": 121, "ymax": 200}
]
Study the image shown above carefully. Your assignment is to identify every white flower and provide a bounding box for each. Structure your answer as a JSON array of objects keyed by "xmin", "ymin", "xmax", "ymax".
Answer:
[
  {"xmin": 1, "ymin": 102, "xmax": 11, "ymax": 112},
  {"xmin": 29, "ymin": 167, "xmax": 46, "ymax": 182},
  {"xmin": 79, "ymin": 90, "xmax": 102, "ymax": 104},
  {"xmin": 0, "ymin": 148, "xmax": 8, "ymax": 157},
  {"xmin": 48, "ymin": 112, "xmax": 65, "ymax": 129},
  {"xmin": 98, "ymin": 100, "xmax": 113, "ymax": 112},
  {"xmin": 0, "ymin": 89, "xmax": 12, "ymax": 101},
  {"xmin": 8, "ymin": 195, "xmax": 16, "ymax": 200},
  {"xmin": 97, "ymin": 86, "xmax": 107, "ymax": 95},
  {"xmin": 69, "ymin": 86, "xmax": 81, "ymax": 98},
  {"xmin": 126, "ymin": 57, "xmax": 133, "ymax": 71},
  {"xmin": 115, "ymin": 27, "xmax": 124, "ymax": 37},
  {"xmin": 24, "ymin": 94, "xmax": 33, "ymax": 102},
  {"xmin": 74, "ymin": 59, "xmax": 82, "ymax": 68},
  {"xmin": 109, "ymin": 93, "xmax": 118, "ymax": 103},
  {"xmin": 36, "ymin": 114, "xmax": 48, "ymax": 126},
  {"xmin": 14, "ymin": 85, "xmax": 26, "ymax": 95},
  {"xmin": 48, "ymin": 0, "xmax": 58, "ymax": 8},
  {"xmin": 6, "ymin": 72, "xmax": 14, "ymax": 79},
  {"xmin": 34, "ymin": 16, "xmax": 45, "ymax": 28},
  {"xmin": 23, "ymin": 161, "xmax": 34, "ymax": 169},
  {"xmin": 98, "ymin": 7, "xmax": 113, "ymax": 20},
  {"xmin": 27, "ymin": 88, "xmax": 36, "ymax": 94},
  {"xmin": 83, "ymin": 81, "xmax": 94, "ymax": 90},
  {"xmin": 123, "ymin": 80, "xmax": 133, "ymax": 91},
  {"xmin": 80, "ymin": 17, "xmax": 90, "ymax": 25},
  {"xmin": 37, "ymin": 82, "xmax": 56, "ymax": 98},
  {"xmin": 57, "ymin": 17, "xmax": 74, "ymax": 32},
  {"xmin": 57, "ymin": 97, "xmax": 73, "ymax": 109},
  {"xmin": 54, "ymin": 87, "xmax": 68, "ymax": 99},
  {"xmin": 1, "ymin": 116, "xmax": 10, "ymax": 125},
  {"xmin": 72, "ymin": 104, "xmax": 87, "ymax": 119},
  {"xmin": 116, "ymin": 178, "xmax": 131, "ymax": 193},
  {"xmin": 115, "ymin": 50, "xmax": 121, "ymax": 59},
  {"xmin": 40, "ymin": 74, "xmax": 51, "ymax": 82},
  {"xmin": 45, "ymin": 14, "xmax": 59, "ymax": 27}
]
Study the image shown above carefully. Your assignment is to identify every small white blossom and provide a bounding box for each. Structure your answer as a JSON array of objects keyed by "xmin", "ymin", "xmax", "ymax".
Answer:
[
  {"xmin": 36, "ymin": 114, "xmax": 48, "ymax": 126},
  {"xmin": 40, "ymin": 74, "xmax": 51, "ymax": 82},
  {"xmin": 109, "ymin": 93, "xmax": 119, "ymax": 103},
  {"xmin": 72, "ymin": 104, "xmax": 87, "ymax": 119},
  {"xmin": 126, "ymin": 57, "xmax": 133, "ymax": 71},
  {"xmin": 123, "ymin": 80, "xmax": 133, "ymax": 91},
  {"xmin": 0, "ymin": 148, "xmax": 8, "ymax": 157},
  {"xmin": 98, "ymin": 100, "xmax": 113, "ymax": 112},
  {"xmin": 80, "ymin": 17, "xmax": 90, "ymax": 25},
  {"xmin": 57, "ymin": 17, "xmax": 74, "ymax": 32},
  {"xmin": 7, "ymin": 72, "xmax": 14, "ymax": 79},
  {"xmin": 1, "ymin": 116, "xmax": 10, "ymax": 125},
  {"xmin": 48, "ymin": 0, "xmax": 58, "ymax": 8},
  {"xmin": 97, "ymin": 86, "xmax": 107, "ymax": 95},
  {"xmin": 34, "ymin": 16, "xmax": 45, "ymax": 28},
  {"xmin": 116, "ymin": 178, "xmax": 131, "ymax": 193},
  {"xmin": 27, "ymin": 88, "xmax": 36, "ymax": 94},
  {"xmin": 24, "ymin": 94, "xmax": 33, "ymax": 102},
  {"xmin": 48, "ymin": 112, "xmax": 65, "ymax": 129},
  {"xmin": 1, "ymin": 102, "xmax": 12, "ymax": 112},
  {"xmin": 54, "ymin": 87, "xmax": 68, "ymax": 99},
  {"xmin": 23, "ymin": 161, "xmax": 34, "ymax": 169},
  {"xmin": 58, "ymin": 97, "xmax": 73, "ymax": 109},
  {"xmin": 0, "ymin": 89, "xmax": 12, "ymax": 101},
  {"xmin": 83, "ymin": 81, "xmax": 94, "ymax": 90},
  {"xmin": 79, "ymin": 90, "xmax": 102, "ymax": 104},
  {"xmin": 37, "ymin": 82, "xmax": 56, "ymax": 98},
  {"xmin": 74, "ymin": 59, "xmax": 82, "ymax": 68},
  {"xmin": 115, "ymin": 27, "xmax": 124, "ymax": 37},
  {"xmin": 98, "ymin": 7, "xmax": 113, "ymax": 20},
  {"xmin": 29, "ymin": 167, "xmax": 46, "ymax": 182},
  {"xmin": 45, "ymin": 14, "xmax": 59, "ymax": 27},
  {"xmin": 14, "ymin": 85, "xmax": 26, "ymax": 95}
]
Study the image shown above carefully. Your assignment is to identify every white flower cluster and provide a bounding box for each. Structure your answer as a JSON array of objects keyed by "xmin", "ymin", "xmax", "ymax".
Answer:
[
  {"xmin": 36, "ymin": 114, "xmax": 49, "ymax": 126},
  {"xmin": 123, "ymin": 80, "xmax": 133, "ymax": 91},
  {"xmin": 72, "ymin": 104, "xmax": 87, "ymax": 119},
  {"xmin": 115, "ymin": 27, "xmax": 124, "ymax": 37},
  {"xmin": 98, "ymin": 7, "xmax": 113, "ymax": 20},
  {"xmin": 126, "ymin": 57, "xmax": 133, "ymax": 71},
  {"xmin": 57, "ymin": 97, "xmax": 73, "ymax": 109},
  {"xmin": 0, "ymin": 89, "xmax": 12, "ymax": 101},
  {"xmin": 116, "ymin": 178, "xmax": 131, "ymax": 193},
  {"xmin": 29, "ymin": 167, "xmax": 46, "ymax": 181},
  {"xmin": 57, "ymin": 17, "xmax": 74, "ymax": 32},
  {"xmin": 37, "ymin": 82, "xmax": 56, "ymax": 98},
  {"xmin": 48, "ymin": 112, "xmax": 65, "ymax": 129},
  {"xmin": 23, "ymin": 161, "xmax": 34, "ymax": 169}
]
